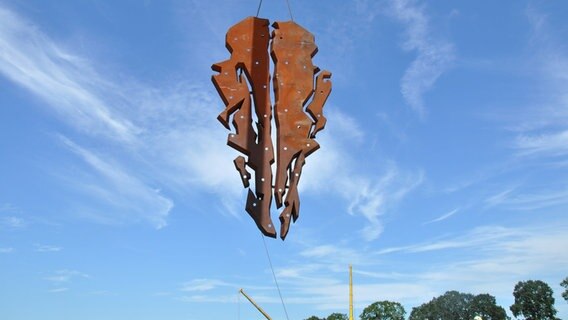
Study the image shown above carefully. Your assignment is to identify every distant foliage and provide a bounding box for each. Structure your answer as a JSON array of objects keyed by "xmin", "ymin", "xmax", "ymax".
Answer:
[
  {"xmin": 470, "ymin": 293, "xmax": 509, "ymax": 320},
  {"xmin": 561, "ymin": 277, "xmax": 568, "ymax": 303},
  {"xmin": 304, "ymin": 316, "xmax": 325, "ymax": 320},
  {"xmin": 409, "ymin": 290, "xmax": 507, "ymax": 320},
  {"xmin": 326, "ymin": 312, "xmax": 348, "ymax": 320},
  {"xmin": 510, "ymin": 280, "xmax": 558, "ymax": 320},
  {"xmin": 360, "ymin": 301, "xmax": 406, "ymax": 320}
]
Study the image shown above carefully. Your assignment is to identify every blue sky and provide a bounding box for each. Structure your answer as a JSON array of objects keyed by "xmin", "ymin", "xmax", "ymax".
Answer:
[{"xmin": 1, "ymin": 0, "xmax": 567, "ymax": 319}]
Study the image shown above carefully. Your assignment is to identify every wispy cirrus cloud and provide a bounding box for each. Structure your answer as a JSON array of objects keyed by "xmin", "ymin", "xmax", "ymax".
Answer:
[
  {"xmin": 487, "ymin": 187, "xmax": 568, "ymax": 211},
  {"xmin": 45, "ymin": 269, "xmax": 90, "ymax": 283},
  {"xmin": 175, "ymin": 222, "xmax": 567, "ymax": 312},
  {"xmin": 45, "ymin": 275, "xmax": 89, "ymax": 293},
  {"xmin": 387, "ymin": 0, "xmax": 455, "ymax": 115},
  {"xmin": 181, "ymin": 279, "xmax": 233, "ymax": 292},
  {"xmin": 0, "ymin": 204, "xmax": 26, "ymax": 228},
  {"xmin": 511, "ymin": 6, "xmax": 568, "ymax": 158},
  {"xmin": 301, "ymin": 109, "xmax": 424, "ymax": 241},
  {"xmin": 515, "ymin": 129, "xmax": 568, "ymax": 156},
  {"xmin": 0, "ymin": 216, "xmax": 25, "ymax": 228},
  {"xmin": 0, "ymin": 7, "xmax": 139, "ymax": 143},
  {"xmin": 0, "ymin": 247, "xmax": 14, "ymax": 253},
  {"xmin": 424, "ymin": 208, "xmax": 459, "ymax": 224},
  {"xmin": 0, "ymin": 4, "xmax": 245, "ymax": 225},
  {"xmin": 279, "ymin": 223, "xmax": 568, "ymax": 310},
  {"xmin": 34, "ymin": 244, "xmax": 62, "ymax": 252},
  {"xmin": 60, "ymin": 136, "xmax": 173, "ymax": 228}
]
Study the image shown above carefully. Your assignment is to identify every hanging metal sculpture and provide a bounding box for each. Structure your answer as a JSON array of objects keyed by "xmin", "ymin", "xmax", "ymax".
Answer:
[{"xmin": 212, "ymin": 17, "xmax": 331, "ymax": 240}]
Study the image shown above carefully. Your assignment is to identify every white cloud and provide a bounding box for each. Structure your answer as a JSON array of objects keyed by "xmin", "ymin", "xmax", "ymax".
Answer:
[
  {"xmin": 179, "ymin": 294, "xmax": 239, "ymax": 304},
  {"xmin": 49, "ymin": 287, "xmax": 68, "ymax": 293},
  {"xmin": 510, "ymin": 6, "xmax": 568, "ymax": 158},
  {"xmin": 0, "ymin": 7, "xmax": 139, "ymax": 142},
  {"xmin": 45, "ymin": 269, "xmax": 90, "ymax": 283},
  {"xmin": 299, "ymin": 246, "xmax": 367, "ymax": 272},
  {"xmin": 424, "ymin": 208, "xmax": 459, "ymax": 224},
  {"xmin": 173, "ymin": 223, "xmax": 567, "ymax": 313},
  {"xmin": 0, "ymin": 5, "xmax": 246, "ymax": 225},
  {"xmin": 300, "ymin": 109, "xmax": 423, "ymax": 241},
  {"xmin": 0, "ymin": 216, "xmax": 25, "ymax": 228},
  {"xmin": 484, "ymin": 187, "xmax": 516, "ymax": 207},
  {"xmin": 0, "ymin": 203, "xmax": 19, "ymax": 212},
  {"xmin": 181, "ymin": 279, "xmax": 232, "ymax": 292},
  {"xmin": 515, "ymin": 130, "xmax": 568, "ymax": 156},
  {"xmin": 347, "ymin": 166, "xmax": 424, "ymax": 240},
  {"xmin": 497, "ymin": 188, "xmax": 568, "ymax": 211},
  {"xmin": 60, "ymin": 136, "xmax": 173, "ymax": 229},
  {"xmin": 271, "ymin": 223, "xmax": 568, "ymax": 311},
  {"xmin": 387, "ymin": 0, "xmax": 455, "ymax": 115},
  {"xmin": 35, "ymin": 244, "xmax": 62, "ymax": 252},
  {"xmin": 0, "ymin": 247, "xmax": 14, "ymax": 253}
]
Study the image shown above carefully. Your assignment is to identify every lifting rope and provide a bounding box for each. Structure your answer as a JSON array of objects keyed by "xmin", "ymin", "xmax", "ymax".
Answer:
[
  {"xmin": 256, "ymin": 0, "xmax": 294, "ymax": 21},
  {"xmin": 261, "ymin": 233, "xmax": 290, "ymax": 320}
]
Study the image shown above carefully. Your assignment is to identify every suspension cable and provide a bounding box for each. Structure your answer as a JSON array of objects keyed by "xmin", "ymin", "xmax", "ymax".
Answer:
[
  {"xmin": 261, "ymin": 233, "xmax": 290, "ymax": 320},
  {"xmin": 284, "ymin": 0, "xmax": 294, "ymax": 21},
  {"xmin": 255, "ymin": 0, "xmax": 294, "ymax": 21},
  {"xmin": 256, "ymin": 0, "xmax": 263, "ymax": 17}
]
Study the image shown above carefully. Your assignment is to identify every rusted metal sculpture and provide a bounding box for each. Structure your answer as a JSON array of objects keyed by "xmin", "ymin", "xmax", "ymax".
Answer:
[{"xmin": 212, "ymin": 17, "xmax": 331, "ymax": 240}]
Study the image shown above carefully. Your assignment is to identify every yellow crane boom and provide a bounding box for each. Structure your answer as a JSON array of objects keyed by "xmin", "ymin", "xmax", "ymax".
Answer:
[{"xmin": 349, "ymin": 265, "xmax": 354, "ymax": 320}]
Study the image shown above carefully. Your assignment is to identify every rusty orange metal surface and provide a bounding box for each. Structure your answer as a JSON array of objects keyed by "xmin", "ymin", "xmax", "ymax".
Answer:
[{"xmin": 212, "ymin": 17, "xmax": 331, "ymax": 240}]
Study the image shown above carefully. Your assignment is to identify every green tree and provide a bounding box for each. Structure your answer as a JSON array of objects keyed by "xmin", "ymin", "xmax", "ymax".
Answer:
[
  {"xmin": 409, "ymin": 291, "xmax": 475, "ymax": 320},
  {"xmin": 360, "ymin": 301, "xmax": 406, "ymax": 320},
  {"xmin": 510, "ymin": 280, "xmax": 558, "ymax": 320},
  {"xmin": 561, "ymin": 277, "xmax": 568, "ymax": 303},
  {"xmin": 470, "ymin": 293, "xmax": 508, "ymax": 320},
  {"xmin": 408, "ymin": 291, "xmax": 508, "ymax": 320},
  {"xmin": 304, "ymin": 316, "xmax": 325, "ymax": 320},
  {"xmin": 326, "ymin": 313, "xmax": 348, "ymax": 320}
]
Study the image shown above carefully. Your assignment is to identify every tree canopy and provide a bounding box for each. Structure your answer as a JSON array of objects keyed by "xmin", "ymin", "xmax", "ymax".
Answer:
[
  {"xmin": 510, "ymin": 280, "xmax": 558, "ymax": 320},
  {"xmin": 360, "ymin": 300, "xmax": 406, "ymax": 320},
  {"xmin": 410, "ymin": 290, "xmax": 474, "ymax": 320},
  {"xmin": 561, "ymin": 277, "xmax": 568, "ymax": 303},
  {"xmin": 470, "ymin": 293, "xmax": 508, "ymax": 320},
  {"xmin": 409, "ymin": 290, "xmax": 507, "ymax": 320},
  {"xmin": 326, "ymin": 312, "xmax": 348, "ymax": 320}
]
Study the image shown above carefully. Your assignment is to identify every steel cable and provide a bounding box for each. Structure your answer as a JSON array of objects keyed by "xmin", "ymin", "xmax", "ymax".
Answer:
[{"xmin": 261, "ymin": 233, "xmax": 290, "ymax": 320}]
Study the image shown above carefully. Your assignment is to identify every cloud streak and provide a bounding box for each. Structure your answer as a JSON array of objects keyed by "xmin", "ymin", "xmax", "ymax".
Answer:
[
  {"xmin": 300, "ymin": 109, "xmax": 424, "ymax": 241},
  {"xmin": 424, "ymin": 208, "xmax": 459, "ymax": 224},
  {"xmin": 0, "ymin": 247, "xmax": 14, "ymax": 253},
  {"xmin": 45, "ymin": 269, "xmax": 90, "ymax": 283},
  {"xmin": 510, "ymin": 6, "xmax": 568, "ymax": 158},
  {"xmin": 0, "ymin": 216, "xmax": 25, "ymax": 228},
  {"xmin": 388, "ymin": 0, "xmax": 455, "ymax": 115},
  {"xmin": 0, "ymin": 7, "xmax": 139, "ymax": 142},
  {"xmin": 35, "ymin": 244, "xmax": 62, "ymax": 252},
  {"xmin": 0, "ymin": 5, "xmax": 242, "ymax": 226},
  {"xmin": 60, "ymin": 136, "xmax": 173, "ymax": 228}
]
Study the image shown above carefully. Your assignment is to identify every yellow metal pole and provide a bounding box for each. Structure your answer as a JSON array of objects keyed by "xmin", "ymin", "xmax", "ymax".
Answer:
[
  {"xmin": 239, "ymin": 288, "xmax": 272, "ymax": 320},
  {"xmin": 349, "ymin": 265, "xmax": 354, "ymax": 320}
]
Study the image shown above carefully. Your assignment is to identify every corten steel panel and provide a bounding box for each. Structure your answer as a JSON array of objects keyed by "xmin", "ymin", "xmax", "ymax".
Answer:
[{"xmin": 212, "ymin": 16, "xmax": 331, "ymax": 240}]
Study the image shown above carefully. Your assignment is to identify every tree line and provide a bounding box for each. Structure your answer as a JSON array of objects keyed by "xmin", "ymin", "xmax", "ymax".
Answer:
[{"xmin": 305, "ymin": 277, "xmax": 568, "ymax": 320}]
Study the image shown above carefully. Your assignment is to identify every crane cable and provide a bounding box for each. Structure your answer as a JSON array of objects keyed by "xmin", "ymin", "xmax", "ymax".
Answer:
[
  {"xmin": 256, "ymin": 0, "xmax": 294, "ymax": 21},
  {"xmin": 261, "ymin": 233, "xmax": 290, "ymax": 320}
]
